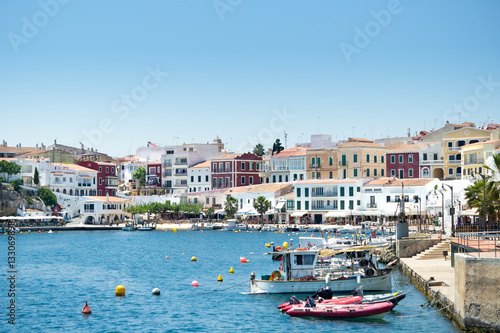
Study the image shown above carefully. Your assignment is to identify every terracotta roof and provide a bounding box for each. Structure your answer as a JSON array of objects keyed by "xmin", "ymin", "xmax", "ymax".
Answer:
[
  {"xmin": 296, "ymin": 179, "xmax": 358, "ymax": 185},
  {"xmin": 51, "ymin": 163, "xmax": 97, "ymax": 173},
  {"xmin": 190, "ymin": 160, "xmax": 211, "ymax": 168},
  {"xmin": 388, "ymin": 142, "xmax": 439, "ymax": 153},
  {"xmin": 83, "ymin": 196, "xmax": 130, "ymax": 203},
  {"xmin": 463, "ymin": 139, "xmax": 500, "ymax": 148},
  {"xmin": 212, "ymin": 153, "xmax": 240, "ymax": 160},
  {"xmin": 338, "ymin": 140, "xmax": 386, "ymax": 149},
  {"xmin": 364, "ymin": 177, "xmax": 435, "ymax": 187},
  {"xmin": 223, "ymin": 183, "xmax": 292, "ymax": 194},
  {"xmin": 273, "ymin": 147, "xmax": 307, "ymax": 158},
  {"xmin": 0, "ymin": 146, "xmax": 37, "ymax": 154},
  {"xmin": 348, "ymin": 137, "xmax": 373, "ymax": 143}
]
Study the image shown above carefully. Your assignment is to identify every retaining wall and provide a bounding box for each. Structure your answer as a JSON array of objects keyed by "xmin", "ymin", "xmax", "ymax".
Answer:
[{"xmin": 396, "ymin": 238, "xmax": 441, "ymax": 258}]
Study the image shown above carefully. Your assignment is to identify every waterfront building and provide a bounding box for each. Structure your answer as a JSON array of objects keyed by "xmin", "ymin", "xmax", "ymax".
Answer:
[
  {"xmin": 306, "ymin": 148, "xmax": 338, "ymax": 180},
  {"xmin": 161, "ymin": 138, "xmax": 224, "ymax": 195},
  {"xmin": 117, "ymin": 157, "xmax": 146, "ymax": 187},
  {"xmin": 77, "ymin": 161, "xmax": 119, "ymax": 196},
  {"xmin": 80, "ymin": 195, "xmax": 131, "ymax": 224},
  {"xmin": 0, "ymin": 141, "xmax": 38, "ymax": 158},
  {"xmin": 211, "ymin": 153, "xmax": 262, "ymax": 190},
  {"xmin": 336, "ymin": 138, "xmax": 388, "ymax": 179},
  {"xmin": 442, "ymin": 127, "xmax": 491, "ymax": 180},
  {"xmin": 461, "ymin": 139, "xmax": 500, "ymax": 180},
  {"xmin": 188, "ymin": 161, "xmax": 211, "ymax": 193},
  {"xmin": 261, "ymin": 146, "xmax": 307, "ymax": 183},
  {"xmin": 146, "ymin": 161, "xmax": 162, "ymax": 190},
  {"xmin": 48, "ymin": 163, "xmax": 98, "ymax": 196},
  {"xmin": 386, "ymin": 142, "xmax": 442, "ymax": 179},
  {"xmin": 135, "ymin": 141, "xmax": 165, "ymax": 162}
]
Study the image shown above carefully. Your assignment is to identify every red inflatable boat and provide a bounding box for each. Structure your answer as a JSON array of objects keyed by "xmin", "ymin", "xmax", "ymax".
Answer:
[{"xmin": 286, "ymin": 301, "xmax": 393, "ymax": 320}]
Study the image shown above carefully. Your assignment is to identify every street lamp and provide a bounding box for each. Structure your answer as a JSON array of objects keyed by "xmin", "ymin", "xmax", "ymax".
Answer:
[
  {"xmin": 442, "ymin": 184, "xmax": 455, "ymax": 237},
  {"xmin": 471, "ymin": 171, "xmax": 487, "ymax": 230},
  {"xmin": 434, "ymin": 190, "xmax": 445, "ymax": 234},
  {"xmin": 413, "ymin": 195, "xmax": 421, "ymax": 233}
]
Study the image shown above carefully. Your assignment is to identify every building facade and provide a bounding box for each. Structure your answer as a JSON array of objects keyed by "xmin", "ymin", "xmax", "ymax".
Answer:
[
  {"xmin": 211, "ymin": 153, "xmax": 262, "ymax": 190},
  {"xmin": 336, "ymin": 138, "xmax": 388, "ymax": 179},
  {"xmin": 188, "ymin": 161, "xmax": 211, "ymax": 193},
  {"xmin": 77, "ymin": 161, "xmax": 119, "ymax": 196}
]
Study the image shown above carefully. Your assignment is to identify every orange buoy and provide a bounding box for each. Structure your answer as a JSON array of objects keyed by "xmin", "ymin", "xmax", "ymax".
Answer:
[
  {"xmin": 240, "ymin": 257, "xmax": 247, "ymax": 263},
  {"xmin": 81, "ymin": 301, "xmax": 92, "ymax": 315}
]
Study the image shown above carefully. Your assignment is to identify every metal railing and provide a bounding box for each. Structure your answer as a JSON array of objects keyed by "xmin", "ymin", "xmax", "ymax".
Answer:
[{"xmin": 456, "ymin": 230, "xmax": 500, "ymax": 258}]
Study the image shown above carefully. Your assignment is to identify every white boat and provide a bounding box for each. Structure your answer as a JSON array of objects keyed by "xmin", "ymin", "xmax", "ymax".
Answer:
[
  {"xmin": 223, "ymin": 219, "xmax": 247, "ymax": 231},
  {"xmin": 190, "ymin": 222, "xmax": 218, "ymax": 231},
  {"xmin": 249, "ymin": 248, "xmax": 392, "ymax": 294}
]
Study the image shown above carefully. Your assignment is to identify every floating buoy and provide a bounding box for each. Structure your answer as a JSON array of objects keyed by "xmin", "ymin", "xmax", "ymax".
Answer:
[
  {"xmin": 283, "ymin": 242, "xmax": 288, "ymax": 249},
  {"xmin": 38, "ymin": 230, "xmax": 40, "ymax": 233},
  {"xmin": 115, "ymin": 285, "xmax": 126, "ymax": 296},
  {"xmin": 48, "ymin": 230, "xmax": 53, "ymax": 234},
  {"xmin": 81, "ymin": 301, "xmax": 91, "ymax": 314},
  {"xmin": 276, "ymin": 246, "xmax": 282, "ymax": 251},
  {"xmin": 229, "ymin": 267, "xmax": 234, "ymax": 274},
  {"xmin": 191, "ymin": 256, "xmax": 197, "ymax": 262},
  {"xmin": 165, "ymin": 256, "xmax": 169, "ymax": 259},
  {"xmin": 275, "ymin": 231, "xmax": 277, "ymax": 233},
  {"xmin": 152, "ymin": 288, "xmax": 161, "ymax": 295},
  {"xmin": 265, "ymin": 243, "xmax": 271, "ymax": 248},
  {"xmin": 173, "ymin": 228, "xmax": 177, "ymax": 233},
  {"xmin": 191, "ymin": 281, "xmax": 199, "ymax": 287},
  {"xmin": 217, "ymin": 274, "xmax": 223, "ymax": 282},
  {"xmin": 20, "ymin": 231, "xmax": 22, "ymax": 234},
  {"xmin": 240, "ymin": 257, "xmax": 247, "ymax": 263}
]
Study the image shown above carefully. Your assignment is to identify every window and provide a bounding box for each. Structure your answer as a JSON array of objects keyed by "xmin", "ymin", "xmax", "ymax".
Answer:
[
  {"xmin": 340, "ymin": 201, "xmax": 345, "ymax": 210},
  {"xmin": 278, "ymin": 175, "xmax": 282, "ymax": 182},
  {"xmin": 399, "ymin": 155, "xmax": 403, "ymax": 163},
  {"xmin": 423, "ymin": 153, "xmax": 427, "ymax": 161},
  {"xmin": 353, "ymin": 154, "xmax": 358, "ymax": 163},
  {"xmin": 341, "ymin": 155, "xmax": 347, "ymax": 166},
  {"xmin": 317, "ymin": 172, "xmax": 321, "ymax": 179},
  {"xmin": 349, "ymin": 187, "xmax": 354, "ymax": 196},
  {"xmin": 381, "ymin": 169, "xmax": 384, "ymax": 176},
  {"xmin": 296, "ymin": 201, "xmax": 301, "ymax": 210},
  {"xmin": 218, "ymin": 177, "xmax": 223, "ymax": 188},
  {"xmin": 206, "ymin": 198, "xmax": 210, "ymax": 204},
  {"xmin": 198, "ymin": 176, "xmax": 201, "ymax": 182},
  {"xmin": 374, "ymin": 156, "xmax": 377, "ymax": 163},
  {"xmin": 219, "ymin": 163, "xmax": 223, "ymax": 173},
  {"xmin": 448, "ymin": 142, "xmax": 452, "ymax": 148},
  {"xmin": 249, "ymin": 163, "xmax": 254, "ymax": 170},
  {"xmin": 349, "ymin": 200, "xmax": 354, "ymax": 210},
  {"xmin": 305, "ymin": 188, "xmax": 309, "ymax": 197},
  {"xmin": 422, "ymin": 168, "xmax": 429, "ymax": 178},
  {"xmin": 381, "ymin": 156, "xmax": 384, "ymax": 163},
  {"xmin": 357, "ymin": 187, "xmax": 360, "ymax": 192},
  {"xmin": 366, "ymin": 154, "xmax": 370, "ymax": 163},
  {"xmin": 353, "ymin": 168, "xmax": 358, "ymax": 177},
  {"xmin": 249, "ymin": 176, "xmax": 253, "ymax": 184},
  {"xmin": 399, "ymin": 169, "xmax": 404, "ymax": 178},
  {"xmin": 329, "ymin": 157, "xmax": 333, "ymax": 166},
  {"xmin": 225, "ymin": 177, "xmax": 230, "ymax": 187},
  {"xmin": 409, "ymin": 169, "xmax": 413, "ymax": 177},
  {"xmin": 106, "ymin": 167, "xmax": 109, "ymax": 173},
  {"xmin": 241, "ymin": 162, "xmax": 246, "ymax": 170},
  {"xmin": 342, "ymin": 169, "xmax": 346, "ymax": 179},
  {"xmin": 391, "ymin": 155, "xmax": 395, "ymax": 164},
  {"xmin": 374, "ymin": 169, "xmax": 377, "ymax": 176},
  {"xmin": 386, "ymin": 196, "xmax": 390, "ymax": 202},
  {"xmin": 99, "ymin": 166, "xmax": 102, "ymax": 173},
  {"xmin": 305, "ymin": 201, "xmax": 309, "ymax": 210},
  {"xmin": 99, "ymin": 177, "xmax": 102, "ymax": 185},
  {"xmin": 434, "ymin": 154, "xmax": 438, "ymax": 160},
  {"xmin": 190, "ymin": 176, "xmax": 194, "ymax": 182},
  {"xmin": 213, "ymin": 178, "xmax": 217, "ymax": 188},
  {"xmin": 205, "ymin": 175, "xmax": 208, "ymax": 182},
  {"xmin": 448, "ymin": 168, "xmax": 453, "ymax": 175},
  {"xmin": 311, "ymin": 171, "xmax": 315, "ymax": 179},
  {"xmin": 329, "ymin": 171, "xmax": 333, "ymax": 179},
  {"xmin": 366, "ymin": 169, "xmax": 370, "ymax": 177},
  {"xmin": 272, "ymin": 175, "xmax": 276, "ymax": 183},
  {"xmin": 212, "ymin": 164, "xmax": 217, "ymax": 173},
  {"xmin": 340, "ymin": 187, "xmax": 345, "ymax": 197},
  {"xmin": 241, "ymin": 176, "xmax": 246, "ymax": 185},
  {"xmin": 225, "ymin": 162, "xmax": 230, "ymax": 172},
  {"xmin": 391, "ymin": 169, "xmax": 395, "ymax": 177},
  {"xmin": 357, "ymin": 200, "xmax": 361, "ymax": 206},
  {"xmin": 311, "ymin": 157, "xmax": 315, "ymax": 167},
  {"xmin": 297, "ymin": 188, "xmax": 301, "ymax": 197},
  {"xmin": 317, "ymin": 157, "xmax": 321, "ymax": 167},
  {"xmin": 294, "ymin": 254, "xmax": 315, "ymax": 266}
]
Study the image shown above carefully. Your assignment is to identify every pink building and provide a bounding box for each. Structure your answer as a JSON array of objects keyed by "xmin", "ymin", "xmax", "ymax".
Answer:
[
  {"xmin": 146, "ymin": 163, "xmax": 162, "ymax": 188},
  {"xmin": 211, "ymin": 153, "xmax": 262, "ymax": 190}
]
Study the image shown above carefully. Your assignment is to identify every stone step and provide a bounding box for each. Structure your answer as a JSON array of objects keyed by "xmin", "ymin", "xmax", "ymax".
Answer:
[{"xmin": 413, "ymin": 240, "xmax": 451, "ymax": 260}]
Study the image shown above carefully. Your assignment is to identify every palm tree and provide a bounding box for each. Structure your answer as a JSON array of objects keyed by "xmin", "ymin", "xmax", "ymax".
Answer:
[
  {"xmin": 253, "ymin": 196, "xmax": 271, "ymax": 224},
  {"xmin": 205, "ymin": 206, "xmax": 215, "ymax": 220},
  {"xmin": 253, "ymin": 143, "xmax": 265, "ymax": 157},
  {"xmin": 224, "ymin": 195, "xmax": 238, "ymax": 219}
]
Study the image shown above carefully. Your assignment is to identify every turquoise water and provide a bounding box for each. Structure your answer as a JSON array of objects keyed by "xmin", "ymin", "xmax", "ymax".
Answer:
[{"xmin": 0, "ymin": 230, "xmax": 463, "ymax": 332}]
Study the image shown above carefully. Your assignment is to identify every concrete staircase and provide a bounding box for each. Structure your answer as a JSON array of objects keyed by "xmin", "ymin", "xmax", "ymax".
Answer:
[{"xmin": 413, "ymin": 239, "xmax": 451, "ymax": 260}]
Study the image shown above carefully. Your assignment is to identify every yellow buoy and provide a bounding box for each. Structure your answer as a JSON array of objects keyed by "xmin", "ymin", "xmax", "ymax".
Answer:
[
  {"xmin": 115, "ymin": 285, "xmax": 126, "ymax": 296},
  {"xmin": 217, "ymin": 274, "xmax": 223, "ymax": 282},
  {"xmin": 283, "ymin": 242, "xmax": 288, "ymax": 249},
  {"xmin": 191, "ymin": 256, "xmax": 197, "ymax": 262},
  {"xmin": 229, "ymin": 267, "xmax": 234, "ymax": 274},
  {"xmin": 173, "ymin": 228, "xmax": 177, "ymax": 233}
]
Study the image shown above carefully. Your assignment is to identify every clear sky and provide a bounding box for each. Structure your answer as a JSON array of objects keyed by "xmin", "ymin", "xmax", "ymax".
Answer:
[{"xmin": 1, "ymin": 0, "xmax": 499, "ymax": 156}]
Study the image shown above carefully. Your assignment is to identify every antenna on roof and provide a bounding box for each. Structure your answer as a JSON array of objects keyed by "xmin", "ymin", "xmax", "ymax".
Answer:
[{"xmin": 284, "ymin": 131, "xmax": 288, "ymax": 149}]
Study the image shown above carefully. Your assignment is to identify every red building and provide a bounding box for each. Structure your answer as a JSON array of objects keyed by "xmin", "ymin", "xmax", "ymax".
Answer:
[
  {"xmin": 211, "ymin": 153, "xmax": 262, "ymax": 190},
  {"xmin": 146, "ymin": 162, "xmax": 162, "ymax": 188},
  {"xmin": 386, "ymin": 142, "xmax": 441, "ymax": 179},
  {"xmin": 77, "ymin": 161, "xmax": 118, "ymax": 196}
]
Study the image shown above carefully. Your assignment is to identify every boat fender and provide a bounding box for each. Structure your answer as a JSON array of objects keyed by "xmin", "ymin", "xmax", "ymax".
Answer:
[
  {"xmin": 270, "ymin": 270, "xmax": 281, "ymax": 281},
  {"xmin": 325, "ymin": 274, "xmax": 331, "ymax": 285},
  {"xmin": 359, "ymin": 259, "xmax": 369, "ymax": 268},
  {"xmin": 365, "ymin": 267, "xmax": 375, "ymax": 277}
]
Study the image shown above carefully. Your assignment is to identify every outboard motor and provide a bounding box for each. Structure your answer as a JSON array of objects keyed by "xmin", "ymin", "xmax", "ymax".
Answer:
[
  {"xmin": 353, "ymin": 286, "xmax": 364, "ymax": 297},
  {"xmin": 312, "ymin": 286, "xmax": 334, "ymax": 300},
  {"xmin": 289, "ymin": 295, "xmax": 301, "ymax": 305},
  {"xmin": 304, "ymin": 297, "xmax": 316, "ymax": 308}
]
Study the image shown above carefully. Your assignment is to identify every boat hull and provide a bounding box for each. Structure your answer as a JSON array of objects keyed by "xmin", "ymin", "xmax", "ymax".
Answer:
[
  {"xmin": 250, "ymin": 272, "xmax": 391, "ymax": 294},
  {"xmin": 286, "ymin": 302, "xmax": 393, "ymax": 319}
]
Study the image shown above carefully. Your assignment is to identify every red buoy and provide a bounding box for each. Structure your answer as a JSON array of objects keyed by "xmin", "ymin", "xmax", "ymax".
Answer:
[{"xmin": 81, "ymin": 301, "xmax": 92, "ymax": 315}]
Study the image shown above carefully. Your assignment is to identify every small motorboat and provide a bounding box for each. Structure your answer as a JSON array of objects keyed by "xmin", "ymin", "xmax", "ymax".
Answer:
[
  {"xmin": 279, "ymin": 295, "xmax": 363, "ymax": 312},
  {"xmin": 122, "ymin": 225, "xmax": 137, "ymax": 231},
  {"xmin": 286, "ymin": 300, "xmax": 393, "ymax": 320}
]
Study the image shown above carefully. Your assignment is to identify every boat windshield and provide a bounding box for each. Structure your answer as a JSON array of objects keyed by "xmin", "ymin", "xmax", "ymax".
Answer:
[{"xmin": 294, "ymin": 254, "xmax": 315, "ymax": 266}]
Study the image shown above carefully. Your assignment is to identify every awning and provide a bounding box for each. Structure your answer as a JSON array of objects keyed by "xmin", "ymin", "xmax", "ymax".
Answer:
[
  {"xmin": 275, "ymin": 202, "xmax": 285, "ymax": 210},
  {"xmin": 290, "ymin": 211, "xmax": 308, "ymax": 217},
  {"xmin": 214, "ymin": 209, "xmax": 225, "ymax": 215},
  {"xmin": 325, "ymin": 211, "xmax": 346, "ymax": 218},
  {"xmin": 353, "ymin": 210, "xmax": 382, "ymax": 216},
  {"xmin": 460, "ymin": 209, "xmax": 478, "ymax": 216}
]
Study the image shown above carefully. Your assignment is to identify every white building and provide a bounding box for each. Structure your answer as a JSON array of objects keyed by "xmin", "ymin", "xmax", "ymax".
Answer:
[
  {"xmin": 135, "ymin": 141, "xmax": 165, "ymax": 162},
  {"xmin": 261, "ymin": 147, "xmax": 307, "ymax": 184},
  {"xmin": 80, "ymin": 196, "xmax": 131, "ymax": 224},
  {"xmin": 118, "ymin": 159, "xmax": 147, "ymax": 186},
  {"xmin": 188, "ymin": 161, "xmax": 211, "ymax": 193}
]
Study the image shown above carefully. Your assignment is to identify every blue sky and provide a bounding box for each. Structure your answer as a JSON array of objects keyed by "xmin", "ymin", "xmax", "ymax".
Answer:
[{"xmin": 1, "ymin": 0, "xmax": 500, "ymax": 156}]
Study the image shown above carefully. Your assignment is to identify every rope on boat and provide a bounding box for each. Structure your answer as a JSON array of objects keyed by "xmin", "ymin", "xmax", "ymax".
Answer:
[
  {"xmin": 198, "ymin": 279, "xmax": 250, "ymax": 295},
  {"xmin": 393, "ymin": 302, "xmax": 453, "ymax": 320}
]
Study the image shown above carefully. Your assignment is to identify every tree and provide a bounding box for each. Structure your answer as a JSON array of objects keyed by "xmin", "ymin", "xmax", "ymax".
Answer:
[
  {"xmin": 253, "ymin": 143, "xmax": 265, "ymax": 157},
  {"xmin": 272, "ymin": 139, "xmax": 284, "ymax": 155},
  {"xmin": 38, "ymin": 187, "xmax": 57, "ymax": 208},
  {"xmin": 133, "ymin": 167, "xmax": 146, "ymax": 187},
  {"xmin": 253, "ymin": 195, "xmax": 271, "ymax": 224},
  {"xmin": 33, "ymin": 167, "xmax": 40, "ymax": 187},
  {"xmin": 205, "ymin": 206, "xmax": 215, "ymax": 220},
  {"xmin": 0, "ymin": 160, "xmax": 22, "ymax": 182},
  {"xmin": 224, "ymin": 195, "xmax": 238, "ymax": 219}
]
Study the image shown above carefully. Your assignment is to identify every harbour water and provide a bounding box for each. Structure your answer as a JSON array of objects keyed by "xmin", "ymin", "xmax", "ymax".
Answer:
[{"xmin": 0, "ymin": 230, "xmax": 463, "ymax": 332}]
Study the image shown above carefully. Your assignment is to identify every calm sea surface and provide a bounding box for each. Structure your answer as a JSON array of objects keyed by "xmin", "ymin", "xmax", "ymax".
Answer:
[{"xmin": 0, "ymin": 230, "xmax": 463, "ymax": 332}]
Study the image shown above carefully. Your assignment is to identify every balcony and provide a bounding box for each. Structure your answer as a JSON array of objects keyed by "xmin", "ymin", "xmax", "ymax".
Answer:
[
  {"xmin": 309, "ymin": 164, "xmax": 322, "ymax": 169},
  {"xmin": 447, "ymin": 147, "xmax": 462, "ymax": 151},
  {"xmin": 163, "ymin": 171, "xmax": 172, "ymax": 177},
  {"xmin": 174, "ymin": 159, "xmax": 188, "ymax": 165},
  {"xmin": 310, "ymin": 205, "xmax": 338, "ymax": 211},
  {"xmin": 338, "ymin": 161, "xmax": 348, "ymax": 167},
  {"xmin": 463, "ymin": 158, "xmax": 484, "ymax": 166},
  {"xmin": 311, "ymin": 191, "xmax": 336, "ymax": 197},
  {"xmin": 448, "ymin": 160, "xmax": 462, "ymax": 165},
  {"xmin": 367, "ymin": 203, "xmax": 377, "ymax": 209},
  {"xmin": 419, "ymin": 159, "xmax": 443, "ymax": 165}
]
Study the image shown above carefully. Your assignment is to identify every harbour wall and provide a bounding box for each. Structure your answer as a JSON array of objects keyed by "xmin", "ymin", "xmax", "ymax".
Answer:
[
  {"xmin": 454, "ymin": 254, "xmax": 500, "ymax": 332},
  {"xmin": 396, "ymin": 238, "xmax": 441, "ymax": 258}
]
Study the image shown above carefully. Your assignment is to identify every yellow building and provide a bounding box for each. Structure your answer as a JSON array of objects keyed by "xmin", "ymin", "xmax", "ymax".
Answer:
[
  {"xmin": 336, "ymin": 138, "xmax": 388, "ymax": 179},
  {"xmin": 443, "ymin": 128, "xmax": 491, "ymax": 179},
  {"xmin": 306, "ymin": 148, "xmax": 338, "ymax": 179},
  {"xmin": 461, "ymin": 139, "xmax": 500, "ymax": 180}
]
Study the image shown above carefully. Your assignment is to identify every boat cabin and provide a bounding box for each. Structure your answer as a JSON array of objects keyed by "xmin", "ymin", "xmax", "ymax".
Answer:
[{"xmin": 271, "ymin": 249, "xmax": 319, "ymax": 281}]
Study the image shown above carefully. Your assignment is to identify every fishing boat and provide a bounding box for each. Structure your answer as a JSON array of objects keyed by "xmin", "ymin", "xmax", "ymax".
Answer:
[
  {"xmin": 286, "ymin": 300, "xmax": 394, "ymax": 320},
  {"xmin": 137, "ymin": 222, "xmax": 156, "ymax": 231},
  {"xmin": 122, "ymin": 219, "xmax": 137, "ymax": 231},
  {"xmin": 249, "ymin": 247, "xmax": 392, "ymax": 294}
]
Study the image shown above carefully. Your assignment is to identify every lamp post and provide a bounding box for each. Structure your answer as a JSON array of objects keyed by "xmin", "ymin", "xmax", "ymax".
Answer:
[
  {"xmin": 442, "ymin": 184, "xmax": 455, "ymax": 237},
  {"xmin": 471, "ymin": 171, "xmax": 487, "ymax": 230},
  {"xmin": 413, "ymin": 195, "xmax": 421, "ymax": 233},
  {"xmin": 434, "ymin": 190, "xmax": 445, "ymax": 234}
]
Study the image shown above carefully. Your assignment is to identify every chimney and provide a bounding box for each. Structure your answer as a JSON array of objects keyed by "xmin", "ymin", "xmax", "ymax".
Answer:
[
  {"xmin": 36, "ymin": 143, "xmax": 39, "ymax": 151},
  {"xmin": 54, "ymin": 139, "xmax": 57, "ymax": 145}
]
